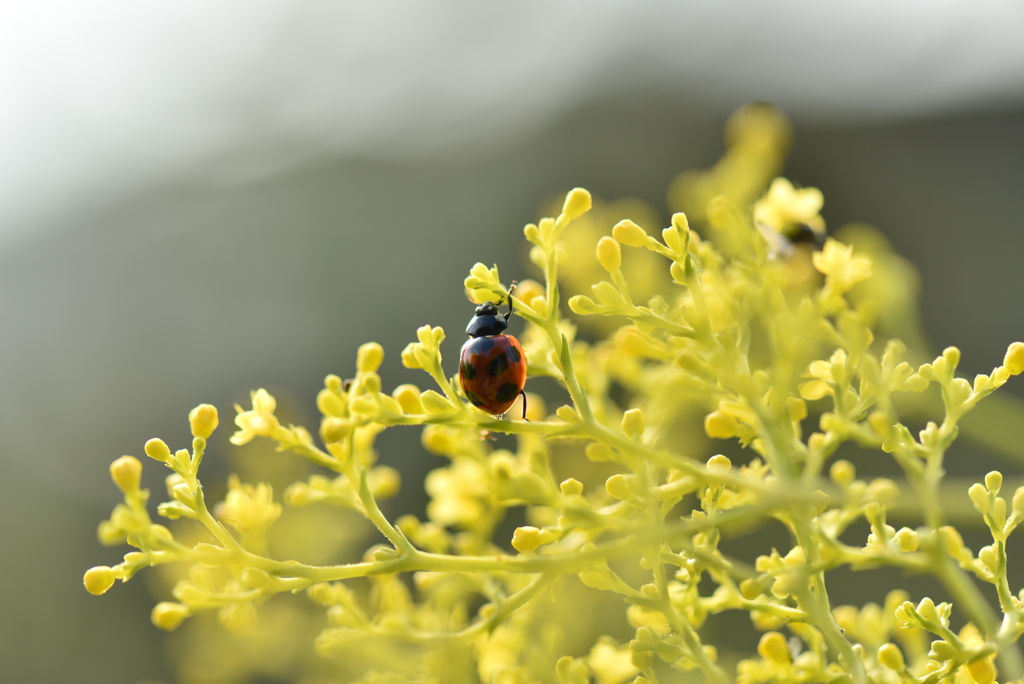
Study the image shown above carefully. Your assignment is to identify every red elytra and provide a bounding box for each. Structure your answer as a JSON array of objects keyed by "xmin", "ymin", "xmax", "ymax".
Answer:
[
  {"xmin": 459, "ymin": 335, "xmax": 527, "ymax": 416},
  {"xmin": 458, "ymin": 285, "xmax": 528, "ymax": 418}
]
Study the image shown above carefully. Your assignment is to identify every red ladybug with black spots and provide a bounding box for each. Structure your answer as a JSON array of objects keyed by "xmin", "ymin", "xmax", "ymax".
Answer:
[{"xmin": 459, "ymin": 285, "xmax": 527, "ymax": 419}]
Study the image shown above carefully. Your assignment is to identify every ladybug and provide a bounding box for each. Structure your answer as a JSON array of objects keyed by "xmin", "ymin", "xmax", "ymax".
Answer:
[{"xmin": 459, "ymin": 285, "xmax": 528, "ymax": 419}]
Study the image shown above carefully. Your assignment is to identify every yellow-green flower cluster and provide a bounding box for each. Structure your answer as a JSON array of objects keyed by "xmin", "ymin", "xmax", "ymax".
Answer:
[{"xmin": 83, "ymin": 104, "xmax": 1024, "ymax": 684}]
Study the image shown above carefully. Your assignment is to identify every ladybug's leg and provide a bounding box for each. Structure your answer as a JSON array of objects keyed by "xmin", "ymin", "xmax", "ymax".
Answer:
[
  {"xmin": 520, "ymin": 389, "xmax": 528, "ymax": 421},
  {"xmin": 504, "ymin": 281, "xmax": 518, "ymax": 323}
]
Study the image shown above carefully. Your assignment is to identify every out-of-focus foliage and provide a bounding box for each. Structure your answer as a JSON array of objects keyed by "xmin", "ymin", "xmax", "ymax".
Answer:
[{"xmin": 84, "ymin": 104, "xmax": 1024, "ymax": 684}]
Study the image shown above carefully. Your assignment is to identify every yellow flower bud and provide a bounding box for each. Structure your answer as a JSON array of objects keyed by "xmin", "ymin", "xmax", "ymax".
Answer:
[
  {"xmin": 757, "ymin": 632, "xmax": 791, "ymax": 664},
  {"xmin": 1004, "ymin": 342, "xmax": 1024, "ymax": 375},
  {"xmin": 320, "ymin": 417, "xmax": 353, "ymax": 444},
  {"xmin": 511, "ymin": 526, "xmax": 544, "ymax": 553},
  {"xmin": 83, "ymin": 566, "xmax": 117, "ymax": 595},
  {"xmin": 392, "ymin": 384, "xmax": 424, "ymax": 414},
  {"xmin": 1012, "ymin": 486, "xmax": 1024, "ymax": 515},
  {"xmin": 151, "ymin": 602, "xmax": 190, "ymax": 631},
  {"xmin": 400, "ymin": 343, "xmax": 422, "ymax": 369},
  {"xmin": 704, "ymin": 411, "xmax": 738, "ymax": 439},
  {"xmin": 596, "ymin": 236, "xmax": 621, "ymax": 272},
  {"xmin": 421, "ymin": 425, "xmax": 455, "ymax": 455},
  {"xmin": 916, "ymin": 597, "xmax": 941, "ymax": 624},
  {"xmin": 568, "ymin": 295, "xmax": 601, "ymax": 315},
  {"xmin": 560, "ymin": 478, "xmax": 584, "ymax": 497},
  {"xmin": 420, "ymin": 390, "xmax": 453, "ymax": 415},
  {"xmin": 514, "ymin": 279, "xmax": 544, "ymax": 307},
  {"xmin": 606, "ymin": 474, "xmax": 632, "ymax": 501},
  {"xmin": 356, "ymin": 342, "xmax": 384, "ymax": 373},
  {"xmin": 969, "ymin": 483, "xmax": 990, "ymax": 514},
  {"xmin": 612, "ymin": 219, "xmax": 648, "ymax": 247},
  {"xmin": 706, "ymin": 454, "xmax": 731, "ymax": 473},
  {"xmin": 967, "ymin": 657, "xmax": 997, "ymax": 684},
  {"xmin": 985, "ymin": 470, "xmax": 1003, "ymax": 496},
  {"xmin": 586, "ymin": 442, "xmax": 613, "ymax": 462},
  {"xmin": 110, "ymin": 455, "xmax": 142, "ymax": 493},
  {"xmin": 621, "ymin": 408, "xmax": 645, "ymax": 440},
  {"xmin": 317, "ymin": 387, "xmax": 346, "ymax": 418},
  {"xmin": 556, "ymin": 405, "xmax": 581, "ymax": 423},
  {"xmin": 188, "ymin": 403, "xmax": 219, "ymax": 439},
  {"xmin": 893, "ymin": 527, "xmax": 918, "ymax": 552},
  {"xmin": 739, "ymin": 578, "xmax": 766, "ymax": 600},
  {"xmin": 877, "ymin": 643, "xmax": 905, "ymax": 671},
  {"xmin": 829, "ymin": 459, "xmax": 855, "ymax": 487},
  {"xmin": 144, "ymin": 438, "xmax": 171, "ymax": 462},
  {"xmin": 561, "ymin": 187, "xmax": 592, "ymax": 221}
]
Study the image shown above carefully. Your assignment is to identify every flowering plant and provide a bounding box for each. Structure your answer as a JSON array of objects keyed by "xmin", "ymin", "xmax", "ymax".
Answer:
[{"xmin": 84, "ymin": 104, "xmax": 1024, "ymax": 684}]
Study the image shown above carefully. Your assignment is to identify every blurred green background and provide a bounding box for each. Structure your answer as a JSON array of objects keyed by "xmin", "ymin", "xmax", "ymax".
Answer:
[{"xmin": 3, "ymin": 3, "xmax": 1024, "ymax": 682}]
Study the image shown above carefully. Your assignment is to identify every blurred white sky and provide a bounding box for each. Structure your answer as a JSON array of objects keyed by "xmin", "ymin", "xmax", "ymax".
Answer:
[{"xmin": 2, "ymin": 0, "xmax": 1024, "ymax": 235}]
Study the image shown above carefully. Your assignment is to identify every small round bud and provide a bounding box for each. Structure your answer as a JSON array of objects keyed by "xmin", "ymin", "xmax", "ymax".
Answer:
[
  {"xmin": 707, "ymin": 454, "xmax": 732, "ymax": 473},
  {"xmin": 916, "ymin": 597, "xmax": 940, "ymax": 624},
  {"xmin": 556, "ymin": 405, "xmax": 581, "ymax": 423},
  {"xmin": 152, "ymin": 602, "xmax": 190, "ymax": 631},
  {"xmin": 188, "ymin": 404, "xmax": 219, "ymax": 439},
  {"xmin": 585, "ymin": 442, "xmax": 613, "ymax": 462},
  {"xmin": 739, "ymin": 579, "xmax": 761, "ymax": 600},
  {"xmin": 514, "ymin": 279, "xmax": 544, "ymax": 308},
  {"xmin": 420, "ymin": 390, "xmax": 453, "ymax": 415},
  {"xmin": 561, "ymin": 187, "xmax": 592, "ymax": 221},
  {"xmin": 511, "ymin": 526, "xmax": 548, "ymax": 553},
  {"xmin": 757, "ymin": 632, "xmax": 791, "ymax": 664},
  {"xmin": 969, "ymin": 483, "xmax": 990, "ymax": 514},
  {"xmin": 1012, "ymin": 487, "xmax": 1024, "ymax": 515},
  {"xmin": 621, "ymin": 408, "xmax": 645, "ymax": 440},
  {"xmin": 985, "ymin": 471, "xmax": 1003, "ymax": 496},
  {"xmin": 400, "ymin": 343, "xmax": 422, "ymax": 369},
  {"xmin": 704, "ymin": 411, "xmax": 738, "ymax": 439},
  {"xmin": 596, "ymin": 236, "xmax": 621, "ymax": 272},
  {"xmin": 320, "ymin": 417, "xmax": 353, "ymax": 444},
  {"xmin": 829, "ymin": 459, "xmax": 855, "ymax": 488},
  {"xmin": 1004, "ymin": 342, "xmax": 1024, "ymax": 375},
  {"xmin": 356, "ymin": 342, "xmax": 385, "ymax": 373},
  {"xmin": 110, "ymin": 456, "xmax": 143, "ymax": 493},
  {"xmin": 560, "ymin": 478, "xmax": 584, "ymax": 497},
  {"xmin": 877, "ymin": 643, "xmax": 905, "ymax": 671},
  {"xmin": 612, "ymin": 219, "xmax": 648, "ymax": 247},
  {"xmin": 606, "ymin": 474, "xmax": 632, "ymax": 501},
  {"xmin": 144, "ymin": 438, "xmax": 171, "ymax": 462},
  {"xmin": 392, "ymin": 384, "xmax": 424, "ymax": 414},
  {"xmin": 568, "ymin": 295, "xmax": 601, "ymax": 315},
  {"xmin": 893, "ymin": 527, "xmax": 918, "ymax": 552},
  {"xmin": 83, "ymin": 566, "xmax": 117, "ymax": 595}
]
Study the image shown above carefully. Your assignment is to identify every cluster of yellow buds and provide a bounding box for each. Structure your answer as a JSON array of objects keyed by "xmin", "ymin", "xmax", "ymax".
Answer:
[{"xmin": 81, "ymin": 104, "xmax": 1024, "ymax": 684}]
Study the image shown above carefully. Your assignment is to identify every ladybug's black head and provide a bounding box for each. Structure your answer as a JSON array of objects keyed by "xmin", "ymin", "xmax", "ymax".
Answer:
[{"xmin": 466, "ymin": 301, "xmax": 508, "ymax": 338}]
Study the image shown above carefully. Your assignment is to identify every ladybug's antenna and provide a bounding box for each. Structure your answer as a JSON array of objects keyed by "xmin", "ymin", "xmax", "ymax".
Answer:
[{"xmin": 503, "ymin": 281, "xmax": 518, "ymax": 322}]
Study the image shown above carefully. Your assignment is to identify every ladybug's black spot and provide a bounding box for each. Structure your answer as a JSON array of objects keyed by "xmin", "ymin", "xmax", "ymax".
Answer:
[
  {"xmin": 460, "ymin": 361, "xmax": 476, "ymax": 381},
  {"xmin": 465, "ymin": 389, "xmax": 484, "ymax": 407},
  {"xmin": 508, "ymin": 345, "xmax": 521, "ymax": 363},
  {"xmin": 487, "ymin": 354, "xmax": 509, "ymax": 377},
  {"xmin": 495, "ymin": 383, "xmax": 520, "ymax": 403},
  {"xmin": 473, "ymin": 337, "xmax": 495, "ymax": 353}
]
